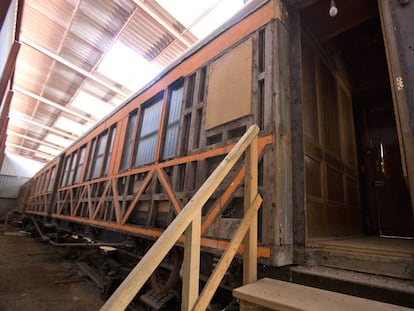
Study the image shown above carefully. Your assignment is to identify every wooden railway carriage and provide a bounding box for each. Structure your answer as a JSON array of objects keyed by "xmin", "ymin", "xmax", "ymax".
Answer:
[{"xmin": 17, "ymin": 0, "xmax": 414, "ymax": 308}]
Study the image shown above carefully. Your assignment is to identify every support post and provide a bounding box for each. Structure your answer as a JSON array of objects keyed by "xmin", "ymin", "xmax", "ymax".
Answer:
[
  {"xmin": 243, "ymin": 135, "xmax": 258, "ymax": 284},
  {"xmin": 182, "ymin": 210, "xmax": 201, "ymax": 310}
]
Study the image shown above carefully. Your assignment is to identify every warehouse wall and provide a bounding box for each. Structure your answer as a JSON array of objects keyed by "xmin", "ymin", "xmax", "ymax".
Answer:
[{"xmin": 0, "ymin": 153, "xmax": 43, "ymax": 216}]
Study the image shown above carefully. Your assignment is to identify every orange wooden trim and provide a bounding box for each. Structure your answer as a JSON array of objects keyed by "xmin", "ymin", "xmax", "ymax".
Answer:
[
  {"xmin": 201, "ymin": 167, "xmax": 245, "ymax": 234},
  {"xmin": 69, "ymin": 188, "xmax": 74, "ymax": 216},
  {"xmin": 128, "ymin": 108, "xmax": 142, "ymax": 169},
  {"xmin": 112, "ymin": 179, "xmax": 121, "ymax": 224},
  {"xmin": 49, "ymin": 213, "xmax": 271, "ymax": 258},
  {"xmin": 87, "ymin": 184, "xmax": 92, "ymax": 218},
  {"xmin": 58, "ymin": 135, "xmax": 273, "ymax": 190},
  {"xmin": 92, "ymin": 181, "xmax": 110, "ymax": 220},
  {"xmin": 121, "ymin": 170, "xmax": 154, "ymax": 225},
  {"xmin": 156, "ymin": 168, "xmax": 182, "ymax": 214},
  {"xmin": 155, "ymin": 89, "xmax": 169, "ymax": 162},
  {"xmin": 110, "ymin": 117, "xmax": 127, "ymax": 175},
  {"xmin": 57, "ymin": 190, "xmax": 70, "ymax": 215},
  {"xmin": 73, "ymin": 186, "xmax": 87, "ymax": 217}
]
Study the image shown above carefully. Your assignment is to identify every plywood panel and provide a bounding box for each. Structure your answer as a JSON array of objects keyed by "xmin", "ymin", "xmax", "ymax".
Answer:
[{"xmin": 205, "ymin": 38, "xmax": 253, "ymax": 130}]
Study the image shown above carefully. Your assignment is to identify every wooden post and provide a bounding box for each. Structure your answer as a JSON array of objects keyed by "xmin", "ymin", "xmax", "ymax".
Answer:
[
  {"xmin": 181, "ymin": 210, "xmax": 201, "ymax": 310},
  {"xmin": 243, "ymin": 135, "xmax": 258, "ymax": 284}
]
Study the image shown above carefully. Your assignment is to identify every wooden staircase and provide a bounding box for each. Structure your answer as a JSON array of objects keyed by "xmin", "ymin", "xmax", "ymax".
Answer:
[
  {"xmin": 233, "ymin": 278, "xmax": 412, "ymax": 310},
  {"xmin": 100, "ymin": 125, "xmax": 262, "ymax": 311}
]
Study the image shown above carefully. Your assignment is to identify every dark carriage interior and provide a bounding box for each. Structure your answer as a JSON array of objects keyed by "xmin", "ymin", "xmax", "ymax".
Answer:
[{"xmin": 300, "ymin": 0, "xmax": 414, "ymax": 262}]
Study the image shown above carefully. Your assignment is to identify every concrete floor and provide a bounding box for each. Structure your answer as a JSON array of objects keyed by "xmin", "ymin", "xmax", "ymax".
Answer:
[{"xmin": 0, "ymin": 225, "xmax": 104, "ymax": 311}]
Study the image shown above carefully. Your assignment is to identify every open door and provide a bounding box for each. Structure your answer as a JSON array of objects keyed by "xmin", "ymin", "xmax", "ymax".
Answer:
[{"xmin": 378, "ymin": 0, "xmax": 414, "ymax": 217}]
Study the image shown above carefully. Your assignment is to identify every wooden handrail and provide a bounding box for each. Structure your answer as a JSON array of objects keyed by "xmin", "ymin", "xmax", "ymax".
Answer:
[{"xmin": 100, "ymin": 125, "xmax": 261, "ymax": 311}]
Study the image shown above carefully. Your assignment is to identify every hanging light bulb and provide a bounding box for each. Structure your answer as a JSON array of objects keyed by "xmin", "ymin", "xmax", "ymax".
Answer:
[{"xmin": 329, "ymin": 0, "xmax": 338, "ymax": 17}]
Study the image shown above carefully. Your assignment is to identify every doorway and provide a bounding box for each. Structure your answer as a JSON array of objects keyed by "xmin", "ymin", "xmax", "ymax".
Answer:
[{"xmin": 301, "ymin": 0, "xmax": 414, "ymax": 240}]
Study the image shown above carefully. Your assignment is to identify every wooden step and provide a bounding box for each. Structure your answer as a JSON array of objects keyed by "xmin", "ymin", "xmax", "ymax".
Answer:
[{"xmin": 233, "ymin": 278, "xmax": 411, "ymax": 310}]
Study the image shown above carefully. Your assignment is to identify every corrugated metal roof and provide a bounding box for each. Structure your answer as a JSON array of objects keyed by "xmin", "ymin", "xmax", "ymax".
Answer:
[{"xmin": 4, "ymin": 0, "xmax": 207, "ymax": 164}]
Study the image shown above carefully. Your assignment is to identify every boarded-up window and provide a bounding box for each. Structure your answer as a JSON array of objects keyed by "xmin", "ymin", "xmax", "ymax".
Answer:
[
  {"xmin": 121, "ymin": 111, "xmax": 138, "ymax": 170},
  {"xmin": 134, "ymin": 96, "xmax": 163, "ymax": 166},
  {"xmin": 205, "ymin": 38, "xmax": 253, "ymax": 129},
  {"xmin": 162, "ymin": 83, "xmax": 184, "ymax": 159}
]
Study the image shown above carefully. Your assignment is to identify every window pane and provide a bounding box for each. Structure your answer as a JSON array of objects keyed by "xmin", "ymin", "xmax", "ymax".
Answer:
[
  {"xmin": 48, "ymin": 167, "xmax": 56, "ymax": 192},
  {"xmin": 134, "ymin": 98, "xmax": 163, "ymax": 166},
  {"xmin": 68, "ymin": 151, "xmax": 78, "ymax": 185},
  {"xmin": 162, "ymin": 85, "xmax": 183, "ymax": 159},
  {"xmin": 103, "ymin": 127, "xmax": 116, "ymax": 176},
  {"xmin": 120, "ymin": 112, "xmax": 137, "ymax": 170},
  {"xmin": 73, "ymin": 146, "xmax": 86, "ymax": 184},
  {"xmin": 60, "ymin": 157, "xmax": 70, "ymax": 187},
  {"xmin": 91, "ymin": 132, "xmax": 108, "ymax": 179}
]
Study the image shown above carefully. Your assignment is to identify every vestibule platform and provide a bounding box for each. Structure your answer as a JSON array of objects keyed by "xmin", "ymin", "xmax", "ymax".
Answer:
[{"xmin": 306, "ymin": 236, "xmax": 414, "ymax": 280}]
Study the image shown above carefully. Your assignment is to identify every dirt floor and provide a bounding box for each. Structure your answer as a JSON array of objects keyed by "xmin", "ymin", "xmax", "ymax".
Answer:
[{"xmin": 0, "ymin": 224, "xmax": 104, "ymax": 311}]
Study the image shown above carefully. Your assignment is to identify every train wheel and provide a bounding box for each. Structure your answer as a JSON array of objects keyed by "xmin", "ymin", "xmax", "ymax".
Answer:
[{"xmin": 150, "ymin": 247, "xmax": 182, "ymax": 294}]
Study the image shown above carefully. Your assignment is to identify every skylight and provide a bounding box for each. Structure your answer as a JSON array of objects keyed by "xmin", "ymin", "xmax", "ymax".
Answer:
[
  {"xmin": 71, "ymin": 91, "xmax": 114, "ymax": 119},
  {"xmin": 155, "ymin": 0, "xmax": 246, "ymax": 39},
  {"xmin": 97, "ymin": 41, "xmax": 162, "ymax": 92},
  {"xmin": 54, "ymin": 116, "xmax": 89, "ymax": 136},
  {"xmin": 38, "ymin": 145, "xmax": 61, "ymax": 156},
  {"xmin": 44, "ymin": 134, "xmax": 73, "ymax": 148}
]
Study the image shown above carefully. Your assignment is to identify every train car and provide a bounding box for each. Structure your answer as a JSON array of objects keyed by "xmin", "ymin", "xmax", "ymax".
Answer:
[{"xmin": 18, "ymin": 0, "xmax": 414, "ymax": 309}]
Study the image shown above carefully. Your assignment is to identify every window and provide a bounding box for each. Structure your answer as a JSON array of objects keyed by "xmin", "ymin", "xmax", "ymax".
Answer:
[
  {"xmin": 120, "ymin": 111, "xmax": 138, "ymax": 170},
  {"xmin": 67, "ymin": 151, "xmax": 78, "ymax": 186},
  {"xmin": 103, "ymin": 126, "xmax": 116, "ymax": 176},
  {"xmin": 134, "ymin": 96, "xmax": 163, "ymax": 167},
  {"xmin": 73, "ymin": 146, "xmax": 86, "ymax": 184},
  {"xmin": 91, "ymin": 131, "xmax": 108, "ymax": 179},
  {"xmin": 162, "ymin": 83, "xmax": 184, "ymax": 159},
  {"xmin": 48, "ymin": 167, "xmax": 56, "ymax": 192},
  {"xmin": 60, "ymin": 157, "xmax": 71, "ymax": 187}
]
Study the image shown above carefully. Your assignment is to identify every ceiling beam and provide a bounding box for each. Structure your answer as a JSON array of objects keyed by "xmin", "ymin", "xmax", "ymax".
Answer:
[
  {"xmin": 131, "ymin": 0, "xmax": 193, "ymax": 48},
  {"xmin": 7, "ymin": 129, "xmax": 65, "ymax": 151},
  {"xmin": 13, "ymin": 86, "xmax": 96, "ymax": 123},
  {"xmin": 20, "ymin": 37, "xmax": 130, "ymax": 98},
  {"xmin": 9, "ymin": 112, "xmax": 79, "ymax": 141},
  {"xmin": 6, "ymin": 142, "xmax": 55, "ymax": 159}
]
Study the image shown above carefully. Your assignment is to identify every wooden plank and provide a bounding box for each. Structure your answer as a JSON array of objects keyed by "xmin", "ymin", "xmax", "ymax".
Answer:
[
  {"xmin": 121, "ymin": 170, "xmax": 154, "ymax": 225},
  {"xmin": 233, "ymin": 278, "xmax": 410, "ymax": 311},
  {"xmin": 156, "ymin": 168, "xmax": 182, "ymax": 215},
  {"xmin": 181, "ymin": 210, "xmax": 201, "ymax": 311},
  {"xmin": 288, "ymin": 10, "xmax": 306, "ymax": 251}
]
